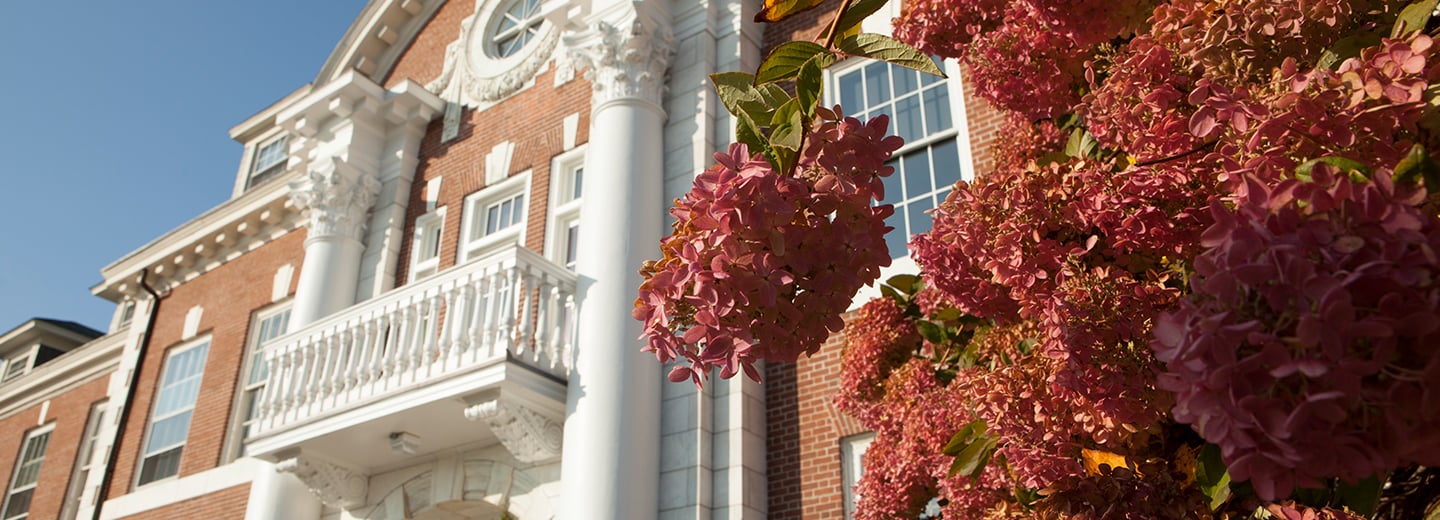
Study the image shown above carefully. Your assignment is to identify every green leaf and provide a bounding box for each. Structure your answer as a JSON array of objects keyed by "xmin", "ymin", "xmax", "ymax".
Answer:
[
  {"xmin": 1016, "ymin": 338, "xmax": 1037, "ymax": 356},
  {"xmin": 886, "ymin": 274, "xmax": 919, "ymax": 294},
  {"xmin": 837, "ymin": 34, "xmax": 946, "ymax": 78},
  {"xmin": 942, "ymin": 420, "xmax": 984, "ymax": 455},
  {"xmin": 933, "ymin": 308, "xmax": 962, "ymax": 321},
  {"xmin": 1392, "ymin": 0, "xmax": 1438, "ymax": 38},
  {"xmin": 879, "ymin": 284, "xmax": 901, "ymax": 301},
  {"xmin": 1065, "ymin": 128, "xmax": 1085, "ymax": 157},
  {"xmin": 1317, "ymin": 31, "xmax": 1383, "ymax": 70},
  {"xmin": 950, "ymin": 433, "xmax": 997, "ymax": 478},
  {"xmin": 756, "ymin": 41, "xmax": 829, "ymax": 84},
  {"xmin": 796, "ymin": 52, "xmax": 836, "ymax": 117},
  {"xmin": 834, "ymin": 0, "xmax": 888, "ymax": 35},
  {"xmin": 1296, "ymin": 156, "xmax": 1371, "ymax": 182},
  {"xmin": 712, "ymin": 72, "xmax": 772, "ymax": 124},
  {"xmin": 755, "ymin": 0, "xmax": 828, "ymax": 24},
  {"xmin": 916, "ymin": 320, "xmax": 945, "ymax": 344},
  {"xmin": 769, "ymin": 99, "xmax": 803, "ymax": 149},
  {"xmin": 1335, "ymin": 474, "xmax": 1383, "ymax": 516},
  {"xmin": 1195, "ymin": 444, "xmax": 1232, "ymax": 511},
  {"xmin": 734, "ymin": 109, "xmax": 771, "ymax": 160},
  {"xmin": 1395, "ymin": 144, "xmax": 1440, "ymax": 192}
]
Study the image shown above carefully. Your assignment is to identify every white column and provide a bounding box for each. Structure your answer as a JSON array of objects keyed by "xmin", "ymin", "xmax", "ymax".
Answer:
[
  {"xmin": 245, "ymin": 155, "xmax": 380, "ymax": 520},
  {"xmin": 287, "ymin": 156, "xmax": 383, "ymax": 326},
  {"xmin": 558, "ymin": 3, "xmax": 673, "ymax": 520}
]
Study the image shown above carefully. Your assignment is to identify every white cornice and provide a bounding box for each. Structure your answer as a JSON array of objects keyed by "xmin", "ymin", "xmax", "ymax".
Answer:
[
  {"xmin": 0, "ymin": 332, "xmax": 124, "ymax": 420},
  {"xmin": 92, "ymin": 172, "xmax": 304, "ymax": 302},
  {"xmin": 229, "ymin": 84, "xmax": 316, "ymax": 143},
  {"xmin": 314, "ymin": 0, "xmax": 447, "ymax": 87}
]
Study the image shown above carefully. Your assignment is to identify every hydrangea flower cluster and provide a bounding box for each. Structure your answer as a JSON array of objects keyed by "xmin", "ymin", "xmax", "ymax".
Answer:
[
  {"xmin": 1152, "ymin": 168, "xmax": 1440, "ymax": 500},
  {"xmin": 635, "ymin": 111, "xmax": 902, "ymax": 385}
]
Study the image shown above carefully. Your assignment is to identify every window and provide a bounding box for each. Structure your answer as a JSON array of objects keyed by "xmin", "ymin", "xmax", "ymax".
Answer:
[
  {"xmin": 1, "ymin": 353, "xmax": 32, "ymax": 383},
  {"xmin": 138, "ymin": 339, "xmax": 210, "ymax": 486},
  {"xmin": 3, "ymin": 428, "xmax": 52, "ymax": 520},
  {"xmin": 60, "ymin": 402, "xmax": 106, "ymax": 520},
  {"xmin": 410, "ymin": 209, "xmax": 447, "ymax": 281},
  {"xmin": 840, "ymin": 433, "xmax": 874, "ymax": 520},
  {"xmin": 489, "ymin": 0, "xmax": 544, "ymax": 58},
  {"xmin": 246, "ymin": 135, "xmax": 289, "ymax": 190},
  {"xmin": 547, "ymin": 151, "xmax": 585, "ymax": 271},
  {"xmin": 227, "ymin": 306, "xmax": 290, "ymax": 461},
  {"xmin": 117, "ymin": 300, "xmax": 136, "ymax": 327},
  {"xmin": 460, "ymin": 173, "xmax": 530, "ymax": 262},
  {"xmin": 834, "ymin": 59, "xmax": 965, "ymax": 258}
]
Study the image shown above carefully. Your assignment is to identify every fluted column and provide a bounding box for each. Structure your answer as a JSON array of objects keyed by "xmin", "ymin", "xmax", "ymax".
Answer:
[
  {"xmin": 558, "ymin": 2, "xmax": 673, "ymax": 519},
  {"xmin": 287, "ymin": 156, "xmax": 382, "ymax": 327}
]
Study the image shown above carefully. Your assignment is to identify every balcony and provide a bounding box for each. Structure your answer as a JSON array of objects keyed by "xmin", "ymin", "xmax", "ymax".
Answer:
[{"xmin": 245, "ymin": 246, "xmax": 575, "ymax": 507}]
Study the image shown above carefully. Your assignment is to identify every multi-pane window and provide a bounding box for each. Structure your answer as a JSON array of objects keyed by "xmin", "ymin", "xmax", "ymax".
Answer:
[
  {"xmin": 247, "ymin": 135, "xmax": 289, "ymax": 190},
  {"xmin": 60, "ymin": 402, "xmax": 106, "ymax": 520},
  {"xmin": 461, "ymin": 174, "xmax": 530, "ymax": 262},
  {"xmin": 551, "ymin": 163, "xmax": 584, "ymax": 271},
  {"xmin": 840, "ymin": 432, "xmax": 874, "ymax": 520},
  {"xmin": 480, "ymin": 193, "xmax": 525, "ymax": 239},
  {"xmin": 410, "ymin": 210, "xmax": 446, "ymax": 280},
  {"xmin": 490, "ymin": 0, "xmax": 543, "ymax": 58},
  {"xmin": 228, "ymin": 306, "xmax": 290, "ymax": 461},
  {"xmin": 3, "ymin": 428, "xmax": 51, "ymax": 520},
  {"xmin": 138, "ymin": 340, "xmax": 210, "ymax": 486},
  {"xmin": 835, "ymin": 60, "xmax": 965, "ymax": 258}
]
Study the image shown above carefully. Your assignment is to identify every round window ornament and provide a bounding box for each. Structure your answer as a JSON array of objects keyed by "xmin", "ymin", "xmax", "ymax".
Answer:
[{"xmin": 428, "ymin": 0, "xmax": 559, "ymax": 105}]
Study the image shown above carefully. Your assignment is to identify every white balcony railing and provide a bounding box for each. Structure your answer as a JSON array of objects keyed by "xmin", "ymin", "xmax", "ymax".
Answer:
[{"xmin": 250, "ymin": 246, "xmax": 575, "ymax": 437}]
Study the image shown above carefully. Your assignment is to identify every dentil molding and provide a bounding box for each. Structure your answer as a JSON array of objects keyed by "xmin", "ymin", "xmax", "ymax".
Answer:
[
  {"xmin": 288, "ymin": 156, "xmax": 382, "ymax": 243},
  {"xmin": 559, "ymin": 3, "xmax": 674, "ymax": 108},
  {"xmin": 274, "ymin": 452, "xmax": 369, "ymax": 510},
  {"xmin": 464, "ymin": 397, "xmax": 563, "ymax": 464}
]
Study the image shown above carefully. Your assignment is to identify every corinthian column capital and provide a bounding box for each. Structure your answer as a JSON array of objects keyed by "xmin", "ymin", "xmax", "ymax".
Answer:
[
  {"xmin": 560, "ymin": 2, "xmax": 674, "ymax": 109},
  {"xmin": 288, "ymin": 156, "xmax": 381, "ymax": 242}
]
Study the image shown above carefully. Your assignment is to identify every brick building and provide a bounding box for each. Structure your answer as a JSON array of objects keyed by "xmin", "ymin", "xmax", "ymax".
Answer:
[{"xmin": 0, "ymin": 0, "xmax": 999, "ymax": 518}]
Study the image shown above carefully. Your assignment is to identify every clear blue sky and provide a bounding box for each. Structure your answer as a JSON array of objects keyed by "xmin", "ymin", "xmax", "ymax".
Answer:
[{"xmin": 0, "ymin": 2, "xmax": 365, "ymax": 332}]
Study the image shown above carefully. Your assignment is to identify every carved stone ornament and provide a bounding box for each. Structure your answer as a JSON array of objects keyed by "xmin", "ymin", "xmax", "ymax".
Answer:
[
  {"xmin": 288, "ymin": 156, "xmax": 382, "ymax": 242},
  {"xmin": 558, "ymin": 4, "xmax": 674, "ymax": 107},
  {"xmin": 275, "ymin": 452, "xmax": 369, "ymax": 510},
  {"xmin": 464, "ymin": 398, "xmax": 563, "ymax": 464},
  {"xmin": 427, "ymin": 0, "xmax": 560, "ymax": 107}
]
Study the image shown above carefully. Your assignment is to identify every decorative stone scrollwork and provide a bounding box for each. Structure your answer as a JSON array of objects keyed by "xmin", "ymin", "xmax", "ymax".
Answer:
[
  {"xmin": 464, "ymin": 398, "xmax": 563, "ymax": 464},
  {"xmin": 288, "ymin": 156, "xmax": 381, "ymax": 242},
  {"xmin": 559, "ymin": 3, "xmax": 674, "ymax": 107},
  {"xmin": 428, "ymin": 0, "xmax": 561, "ymax": 107},
  {"xmin": 275, "ymin": 452, "xmax": 369, "ymax": 510}
]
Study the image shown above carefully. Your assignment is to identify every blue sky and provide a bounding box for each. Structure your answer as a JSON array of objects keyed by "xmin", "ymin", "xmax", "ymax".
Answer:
[{"xmin": 0, "ymin": 2, "xmax": 364, "ymax": 332}]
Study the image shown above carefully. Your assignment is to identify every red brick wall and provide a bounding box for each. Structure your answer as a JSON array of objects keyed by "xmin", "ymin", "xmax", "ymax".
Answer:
[
  {"xmin": 117, "ymin": 483, "xmax": 250, "ymax": 520},
  {"xmin": 959, "ymin": 68, "xmax": 1005, "ymax": 177},
  {"xmin": 0, "ymin": 376, "xmax": 110, "ymax": 520},
  {"xmin": 388, "ymin": 13, "xmax": 592, "ymax": 287},
  {"xmin": 382, "ymin": 0, "xmax": 472, "ymax": 89},
  {"xmin": 107, "ymin": 229, "xmax": 305, "ymax": 498},
  {"xmin": 766, "ymin": 317, "xmax": 868, "ymax": 520}
]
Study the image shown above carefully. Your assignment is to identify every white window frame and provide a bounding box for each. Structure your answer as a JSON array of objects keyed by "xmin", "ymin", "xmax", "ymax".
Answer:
[
  {"xmin": 136, "ymin": 337, "xmax": 211, "ymax": 487},
  {"xmin": 3, "ymin": 425, "xmax": 54, "ymax": 520},
  {"xmin": 545, "ymin": 147, "xmax": 586, "ymax": 272},
  {"xmin": 59, "ymin": 401, "xmax": 106, "ymax": 520},
  {"xmin": 840, "ymin": 432, "xmax": 875, "ymax": 520},
  {"xmin": 409, "ymin": 208, "xmax": 448, "ymax": 281},
  {"xmin": 223, "ymin": 303, "xmax": 292, "ymax": 463},
  {"xmin": 459, "ymin": 171, "xmax": 531, "ymax": 263},
  {"xmin": 245, "ymin": 133, "xmax": 290, "ymax": 191}
]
